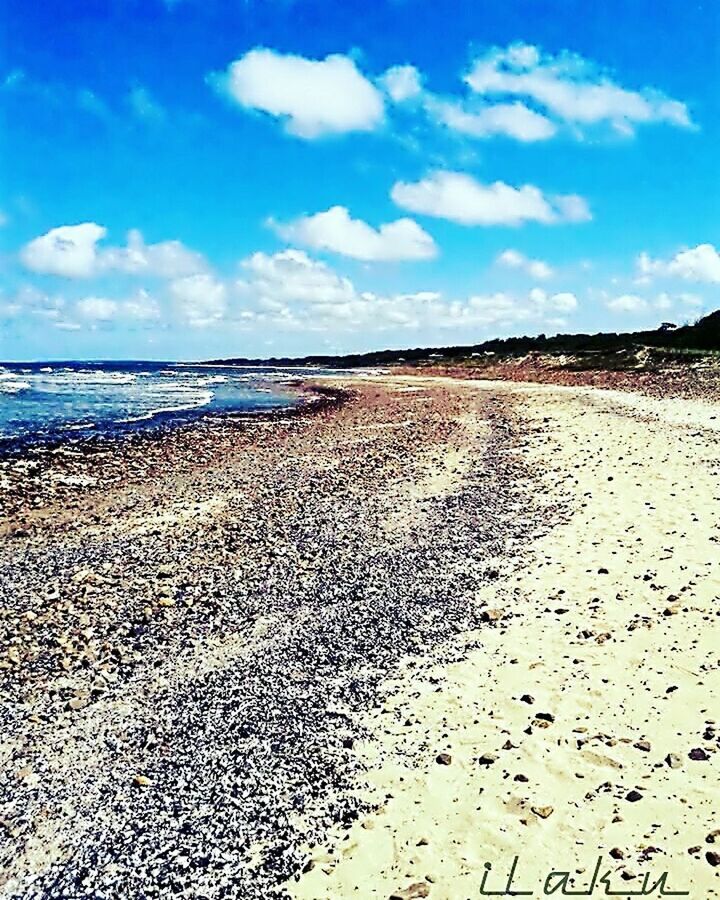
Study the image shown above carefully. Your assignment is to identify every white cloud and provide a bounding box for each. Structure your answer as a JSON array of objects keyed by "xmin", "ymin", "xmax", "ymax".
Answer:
[
  {"xmin": 122, "ymin": 288, "xmax": 161, "ymax": 320},
  {"xmin": 76, "ymin": 296, "xmax": 119, "ymax": 321},
  {"xmin": 272, "ymin": 205, "xmax": 437, "ymax": 261},
  {"xmin": 238, "ymin": 249, "xmax": 358, "ymax": 308},
  {"xmin": 21, "ymin": 223, "xmax": 107, "ymax": 278},
  {"xmin": 234, "ymin": 248, "xmax": 576, "ymax": 334},
  {"xmin": 214, "ymin": 49, "xmax": 384, "ymax": 138},
  {"xmin": 128, "ymin": 86, "xmax": 166, "ymax": 123},
  {"xmin": 391, "ymin": 171, "xmax": 592, "ymax": 226},
  {"xmin": 20, "ymin": 224, "xmax": 207, "ymax": 279},
  {"xmin": 465, "ymin": 43, "xmax": 693, "ymax": 136},
  {"xmin": 548, "ymin": 291, "xmax": 578, "ymax": 312},
  {"xmin": 552, "ymin": 194, "xmax": 592, "ymax": 223},
  {"xmin": 427, "ymin": 98, "xmax": 556, "ymax": 142},
  {"xmin": 637, "ymin": 243, "xmax": 720, "ymax": 284},
  {"xmin": 170, "ymin": 274, "xmax": 227, "ymax": 327},
  {"xmin": 497, "ymin": 248, "xmax": 554, "ymax": 279},
  {"xmin": 606, "ymin": 293, "xmax": 648, "ymax": 313},
  {"xmin": 101, "ymin": 229, "xmax": 207, "ymax": 278},
  {"xmin": 529, "ymin": 287, "xmax": 578, "ymax": 312},
  {"xmin": 381, "ymin": 65, "xmax": 423, "ymax": 102}
]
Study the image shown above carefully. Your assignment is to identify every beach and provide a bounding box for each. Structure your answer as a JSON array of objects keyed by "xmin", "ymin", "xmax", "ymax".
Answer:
[{"xmin": 1, "ymin": 374, "xmax": 718, "ymax": 899}]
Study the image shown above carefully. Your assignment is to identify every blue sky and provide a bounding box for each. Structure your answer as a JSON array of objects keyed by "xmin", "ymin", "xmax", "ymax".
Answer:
[{"xmin": 1, "ymin": 0, "xmax": 718, "ymax": 361}]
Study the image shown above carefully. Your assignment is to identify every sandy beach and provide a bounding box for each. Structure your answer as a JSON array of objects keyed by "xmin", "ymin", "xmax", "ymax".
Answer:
[{"xmin": 1, "ymin": 374, "xmax": 718, "ymax": 899}]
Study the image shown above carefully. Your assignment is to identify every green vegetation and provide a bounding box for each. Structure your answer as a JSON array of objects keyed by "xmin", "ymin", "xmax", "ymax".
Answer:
[{"xmin": 207, "ymin": 309, "xmax": 720, "ymax": 370}]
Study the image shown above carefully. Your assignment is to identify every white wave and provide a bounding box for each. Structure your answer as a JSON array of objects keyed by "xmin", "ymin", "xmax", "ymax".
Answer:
[
  {"xmin": 49, "ymin": 371, "xmax": 138, "ymax": 385},
  {"xmin": 196, "ymin": 375, "xmax": 228, "ymax": 386},
  {"xmin": 0, "ymin": 380, "xmax": 31, "ymax": 393},
  {"xmin": 60, "ymin": 422, "xmax": 96, "ymax": 431},
  {"xmin": 117, "ymin": 389, "xmax": 213, "ymax": 423}
]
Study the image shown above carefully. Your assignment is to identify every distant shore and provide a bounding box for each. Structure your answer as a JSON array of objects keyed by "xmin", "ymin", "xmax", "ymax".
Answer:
[{"xmin": 1, "ymin": 372, "xmax": 718, "ymax": 899}]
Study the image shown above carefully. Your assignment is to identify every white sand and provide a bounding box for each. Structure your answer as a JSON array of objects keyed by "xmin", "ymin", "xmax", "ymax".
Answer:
[{"xmin": 293, "ymin": 378, "xmax": 720, "ymax": 900}]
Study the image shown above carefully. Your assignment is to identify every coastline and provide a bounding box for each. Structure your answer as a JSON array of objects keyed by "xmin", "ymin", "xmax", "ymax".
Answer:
[
  {"xmin": 1, "ymin": 373, "xmax": 718, "ymax": 898},
  {"xmin": 0, "ymin": 383, "xmax": 347, "ymax": 530}
]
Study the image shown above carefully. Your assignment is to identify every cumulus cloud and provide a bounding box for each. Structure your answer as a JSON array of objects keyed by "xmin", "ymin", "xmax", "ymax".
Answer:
[
  {"xmin": 636, "ymin": 243, "xmax": 720, "ymax": 284},
  {"xmin": 75, "ymin": 297, "xmax": 119, "ymax": 320},
  {"xmin": 497, "ymin": 248, "xmax": 554, "ymax": 279},
  {"xmin": 529, "ymin": 287, "xmax": 578, "ymax": 312},
  {"xmin": 101, "ymin": 229, "xmax": 207, "ymax": 278},
  {"xmin": 21, "ymin": 223, "xmax": 108, "ymax": 278},
  {"xmin": 234, "ymin": 248, "xmax": 577, "ymax": 334},
  {"xmin": 427, "ymin": 98, "xmax": 556, "ymax": 142},
  {"xmin": 238, "ymin": 249, "xmax": 358, "ymax": 308},
  {"xmin": 70, "ymin": 290, "xmax": 161, "ymax": 327},
  {"xmin": 381, "ymin": 65, "xmax": 423, "ymax": 102},
  {"xmin": 465, "ymin": 43, "xmax": 694, "ymax": 136},
  {"xmin": 20, "ymin": 224, "xmax": 207, "ymax": 279},
  {"xmin": 121, "ymin": 288, "xmax": 162, "ymax": 321},
  {"xmin": 272, "ymin": 206, "xmax": 437, "ymax": 261},
  {"xmin": 213, "ymin": 49, "xmax": 385, "ymax": 138},
  {"xmin": 605, "ymin": 293, "xmax": 648, "ymax": 313},
  {"xmin": 391, "ymin": 171, "xmax": 592, "ymax": 226},
  {"xmin": 170, "ymin": 274, "xmax": 227, "ymax": 327}
]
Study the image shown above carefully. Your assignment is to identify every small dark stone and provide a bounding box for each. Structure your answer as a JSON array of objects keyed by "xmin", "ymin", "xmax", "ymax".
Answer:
[
  {"xmin": 477, "ymin": 753, "xmax": 498, "ymax": 766},
  {"xmin": 610, "ymin": 848, "xmax": 624, "ymax": 859},
  {"xmin": 706, "ymin": 851, "xmax": 720, "ymax": 867},
  {"xmin": 520, "ymin": 694, "xmax": 534, "ymax": 704},
  {"xmin": 435, "ymin": 752, "xmax": 452, "ymax": 766},
  {"xmin": 625, "ymin": 790, "xmax": 643, "ymax": 802},
  {"xmin": 689, "ymin": 748, "xmax": 709, "ymax": 761}
]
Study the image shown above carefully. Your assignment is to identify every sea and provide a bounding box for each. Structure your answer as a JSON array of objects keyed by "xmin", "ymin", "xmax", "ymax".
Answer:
[{"xmin": 0, "ymin": 361, "xmax": 324, "ymax": 450}]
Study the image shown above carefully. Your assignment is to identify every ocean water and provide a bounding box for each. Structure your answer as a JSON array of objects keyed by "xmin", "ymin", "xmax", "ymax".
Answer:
[{"xmin": 0, "ymin": 361, "xmax": 320, "ymax": 449}]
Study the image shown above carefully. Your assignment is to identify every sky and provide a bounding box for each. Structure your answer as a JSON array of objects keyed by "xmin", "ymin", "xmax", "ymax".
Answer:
[{"xmin": 1, "ymin": 0, "xmax": 718, "ymax": 361}]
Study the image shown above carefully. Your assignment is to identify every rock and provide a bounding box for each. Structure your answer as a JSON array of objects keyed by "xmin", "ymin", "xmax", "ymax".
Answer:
[
  {"xmin": 477, "ymin": 753, "xmax": 498, "ymax": 766},
  {"xmin": 536, "ymin": 712, "xmax": 555, "ymax": 723},
  {"xmin": 707, "ymin": 830, "xmax": 720, "ymax": 844},
  {"xmin": 68, "ymin": 696, "xmax": 88, "ymax": 711},
  {"xmin": 158, "ymin": 597, "xmax": 176, "ymax": 608},
  {"xmin": 633, "ymin": 740, "xmax": 651, "ymax": 752},
  {"xmin": 625, "ymin": 790, "xmax": 643, "ymax": 802},
  {"xmin": 520, "ymin": 694, "xmax": 534, "ymax": 704},
  {"xmin": 531, "ymin": 805, "xmax": 554, "ymax": 819},
  {"xmin": 514, "ymin": 774, "xmax": 529, "ymax": 783},
  {"xmin": 389, "ymin": 882, "xmax": 430, "ymax": 899},
  {"xmin": 706, "ymin": 851, "xmax": 720, "ymax": 867},
  {"xmin": 435, "ymin": 753, "xmax": 452, "ymax": 766},
  {"xmin": 481, "ymin": 608, "xmax": 505, "ymax": 623},
  {"xmin": 665, "ymin": 753, "xmax": 683, "ymax": 769},
  {"xmin": 689, "ymin": 748, "xmax": 709, "ymax": 761},
  {"xmin": 156, "ymin": 565, "xmax": 174, "ymax": 578},
  {"xmin": 133, "ymin": 775, "xmax": 152, "ymax": 787},
  {"xmin": 610, "ymin": 848, "xmax": 624, "ymax": 859},
  {"xmin": 598, "ymin": 567, "xmax": 609, "ymax": 574}
]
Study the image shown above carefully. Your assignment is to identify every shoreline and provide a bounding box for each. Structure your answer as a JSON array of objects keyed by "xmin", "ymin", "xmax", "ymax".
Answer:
[
  {"xmin": 1, "ymin": 373, "xmax": 718, "ymax": 898},
  {"xmin": 0, "ymin": 384, "xmax": 350, "ymax": 530}
]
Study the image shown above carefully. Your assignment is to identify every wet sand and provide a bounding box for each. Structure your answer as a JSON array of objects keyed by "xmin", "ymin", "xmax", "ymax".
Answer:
[{"xmin": 1, "ymin": 375, "xmax": 718, "ymax": 898}]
